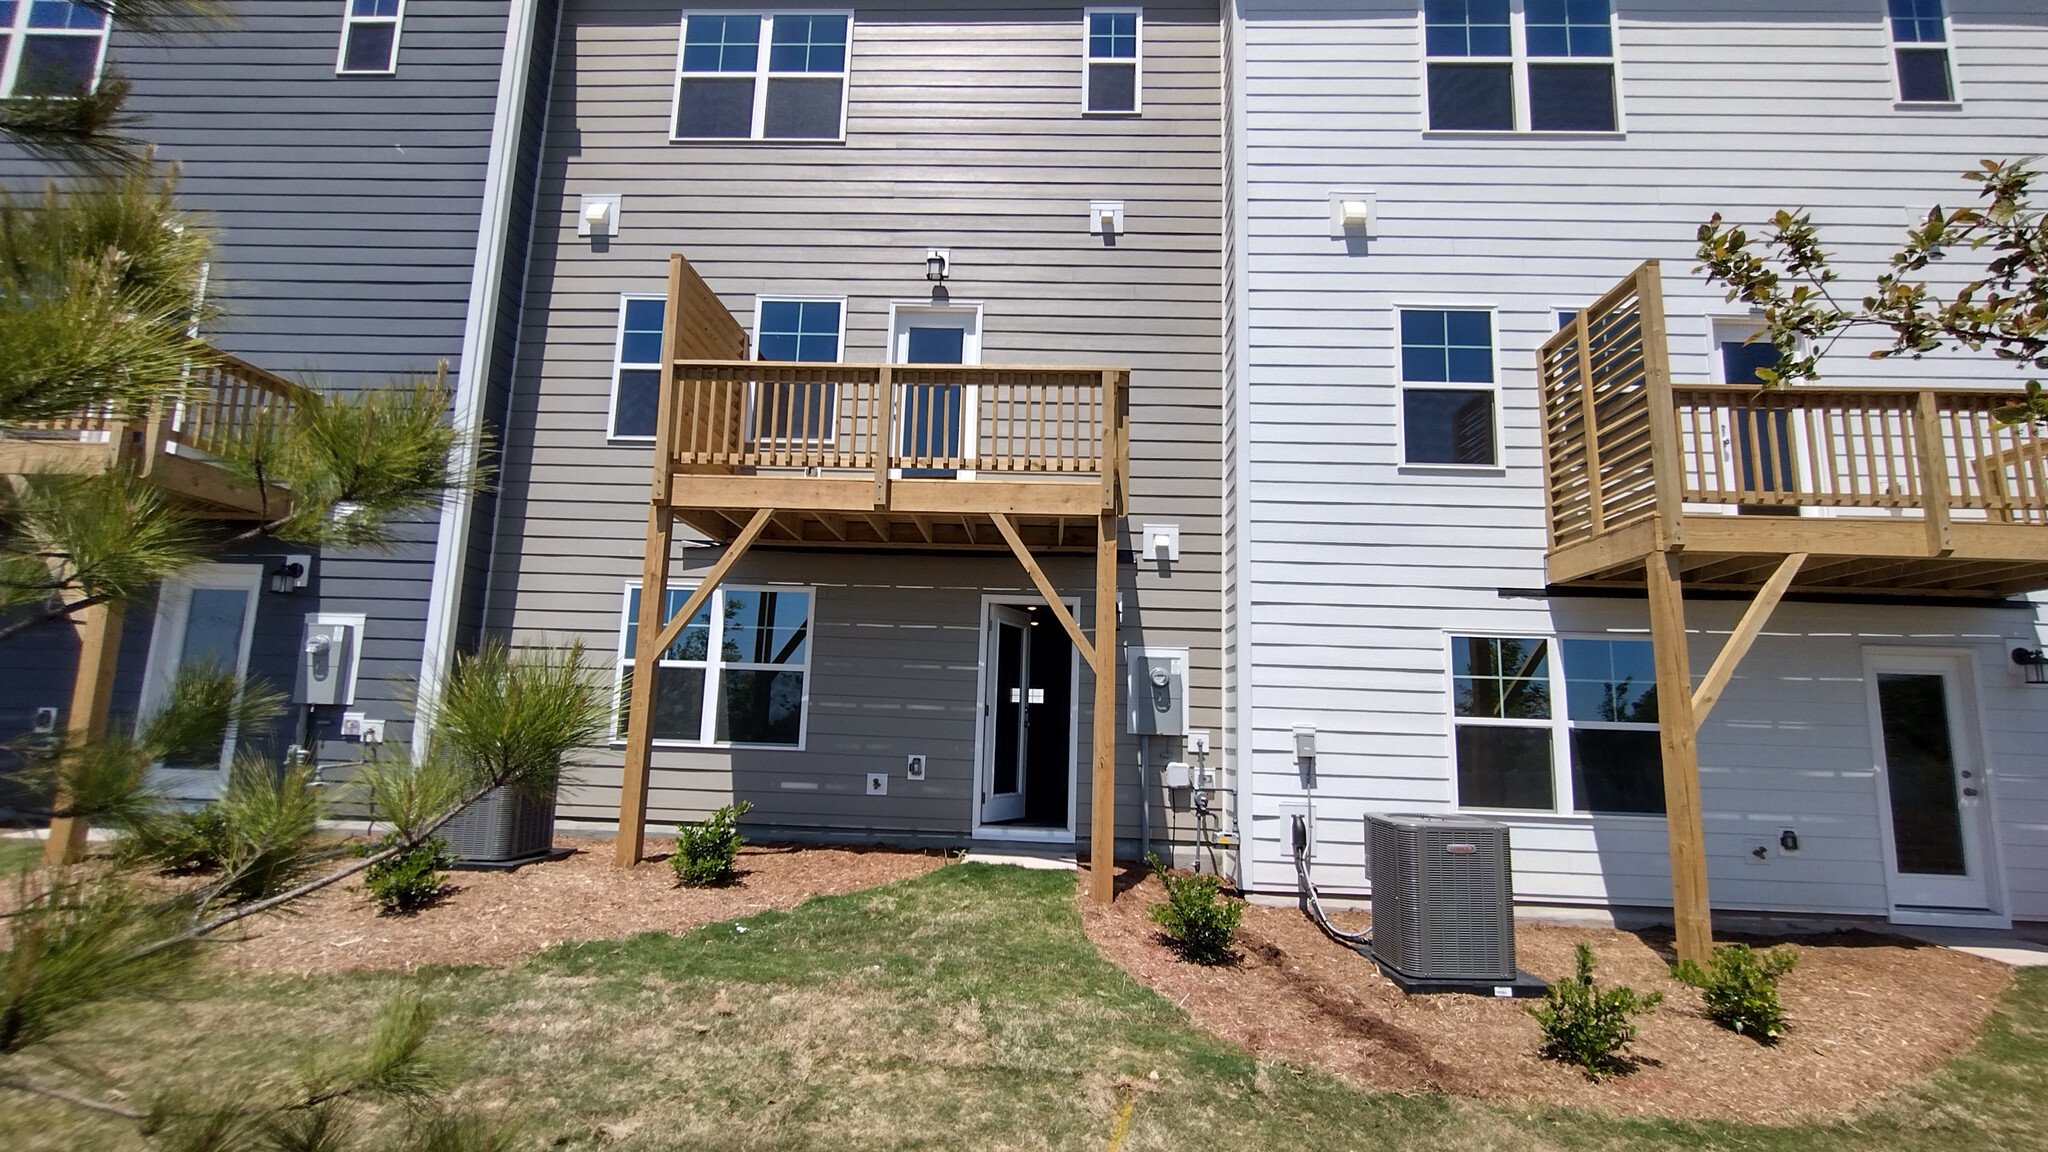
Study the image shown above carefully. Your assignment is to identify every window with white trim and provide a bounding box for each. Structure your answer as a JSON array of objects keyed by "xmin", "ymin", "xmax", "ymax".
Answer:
[
  {"xmin": 1083, "ymin": 7, "xmax": 1140, "ymax": 114},
  {"xmin": 754, "ymin": 297, "xmax": 844, "ymax": 442},
  {"xmin": 1424, "ymin": 0, "xmax": 1618, "ymax": 133},
  {"xmin": 337, "ymin": 0, "xmax": 404, "ymax": 74},
  {"xmin": 0, "ymin": 0, "xmax": 109, "ymax": 98},
  {"xmin": 1450, "ymin": 635, "xmax": 1665, "ymax": 815},
  {"xmin": 1888, "ymin": 0, "xmax": 1954, "ymax": 104},
  {"xmin": 609, "ymin": 295, "xmax": 665, "ymax": 440},
  {"xmin": 1399, "ymin": 308, "xmax": 1497, "ymax": 466},
  {"xmin": 617, "ymin": 583, "xmax": 813, "ymax": 747},
  {"xmin": 672, "ymin": 12, "xmax": 850, "ymax": 141}
]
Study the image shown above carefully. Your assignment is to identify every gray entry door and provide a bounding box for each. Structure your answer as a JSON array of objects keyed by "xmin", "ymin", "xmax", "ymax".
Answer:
[
  {"xmin": 980, "ymin": 606, "xmax": 1032, "ymax": 823},
  {"xmin": 1870, "ymin": 656, "xmax": 1992, "ymax": 911}
]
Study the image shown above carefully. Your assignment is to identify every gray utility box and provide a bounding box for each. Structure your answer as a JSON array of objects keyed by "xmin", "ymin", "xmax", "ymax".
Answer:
[
  {"xmin": 296, "ymin": 621, "xmax": 356, "ymax": 706},
  {"xmin": 441, "ymin": 785, "xmax": 557, "ymax": 865},
  {"xmin": 1367, "ymin": 813, "xmax": 1517, "ymax": 983},
  {"xmin": 1126, "ymin": 647, "xmax": 1187, "ymax": 736}
]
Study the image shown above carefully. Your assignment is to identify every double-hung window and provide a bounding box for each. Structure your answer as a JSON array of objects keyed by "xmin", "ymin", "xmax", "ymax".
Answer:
[
  {"xmin": 673, "ymin": 12, "xmax": 850, "ymax": 141},
  {"xmin": 337, "ymin": 0, "xmax": 404, "ymax": 74},
  {"xmin": 1888, "ymin": 0, "xmax": 1954, "ymax": 104},
  {"xmin": 0, "ymin": 0, "xmax": 109, "ymax": 98},
  {"xmin": 1451, "ymin": 635, "xmax": 1665, "ymax": 815},
  {"xmin": 1399, "ymin": 308, "xmax": 1497, "ymax": 467},
  {"xmin": 609, "ymin": 295, "xmax": 666, "ymax": 440},
  {"xmin": 754, "ymin": 297, "xmax": 844, "ymax": 442},
  {"xmin": 617, "ymin": 584, "xmax": 813, "ymax": 747},
  {"xmin": 1083, "ymin": 8, "xmax": 1141, "ymax": 114},
  {"xmin": 1424, "ymin": 0, "xmax": 1618, "ymax": 133}
]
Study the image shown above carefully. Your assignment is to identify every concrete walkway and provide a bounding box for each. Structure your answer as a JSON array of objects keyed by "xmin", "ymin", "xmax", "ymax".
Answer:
[
  {"xmin": 1890, "ymin": 924, "xmax": 2048, "ymax": 968},
  {"xmin": 960, "ymin": 848, "xmax": 1077, "ymax": 871}
]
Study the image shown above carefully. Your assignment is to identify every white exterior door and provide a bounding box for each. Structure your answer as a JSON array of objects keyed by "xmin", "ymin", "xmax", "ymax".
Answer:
[
  {"xmin": 978, "ymin": 605, "xmax": 1032, "ymax": 824},
  {"xmin": 138, "ymin": 563, "xmax": 265, "ymax": 800},
  {"xmin": 1865, "ymin": 652, "xmax": 1995, "ymax": 913}
]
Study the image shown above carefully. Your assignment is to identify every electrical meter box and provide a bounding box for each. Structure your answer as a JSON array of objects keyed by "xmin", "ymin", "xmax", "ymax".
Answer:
[
  {"xmin": 297, "ymin": 621, "xmax": 356, "ymax": 706},
  {"xmin": 1126, "ymin": 646, "xmax": 1187, "ymax": 736}
]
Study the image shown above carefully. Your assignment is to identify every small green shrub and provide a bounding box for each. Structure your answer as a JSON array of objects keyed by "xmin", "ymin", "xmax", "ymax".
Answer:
[
  {"xmin": 673, "ymin": 801, "xmax": 753, "ymax": 887},
  {"xmin": 1145, "ymin": 853, "xmax": 1245, "ymax": 965},
  {"xmin": 1529, "ymin": 942, "xmax": 1664, "ymax": 1080},
  {"xmin": 121, "ymin": 806, "xmax": 234, "ymax": 873},
  {"xmin": 362, "ymin": 836, "xmax": 454, "ymax": 914},
  {"xmin": 1673, "ymin": 943, "xmax": 1799, "ymax": 1042}
]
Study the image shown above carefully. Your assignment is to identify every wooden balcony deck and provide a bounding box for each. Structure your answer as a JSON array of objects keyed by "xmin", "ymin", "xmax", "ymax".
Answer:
[
  {"xmin": 1541, "ymin": 262, "xmax": 2048, "ymax": 598},
  {"xmin": 0, "ymin": 352, "xmax": 307, "ymax": 518}
]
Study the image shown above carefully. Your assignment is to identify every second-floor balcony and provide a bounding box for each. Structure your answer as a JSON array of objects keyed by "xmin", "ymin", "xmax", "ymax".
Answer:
[{"xmin": 1542, "ymin": 262, "xmax": 2048, "ymax": 598}]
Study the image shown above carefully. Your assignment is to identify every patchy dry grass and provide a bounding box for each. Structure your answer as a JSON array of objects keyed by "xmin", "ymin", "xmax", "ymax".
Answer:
[
  {"xmin": 3, "ymin": 862, "xmax": 2044, "ymax": 1151},
  {"xmin": 0, "ymin": 838, "xmax": 41, "ymax": 875}
]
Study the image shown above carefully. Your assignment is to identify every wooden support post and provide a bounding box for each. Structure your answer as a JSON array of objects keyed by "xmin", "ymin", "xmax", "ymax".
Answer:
[
  {"xmin": 874, "ymin": 364, "xmax": 893, "ymax": 508},
  {"xmin": 1691, "ymin": 553, "xmax": 1806, "ymax": 726},
  {"xmin": 1090, "ymin": 511, "xmax": 1118, "ymax": 903},
  {"xmin": 1914, "ymin": 390, "xmax": 1954, "ymax": 556},
  {"xmin": 989, "ymin": 511, "xmax": 1096, "ymax": 670},
  {"xmin": 1645, "ymin": 551, "xmax": 1712, "ymax": 966},
  {"xmin": 43, "ymin": 599, "xmax": 124, "ymax": 866}
]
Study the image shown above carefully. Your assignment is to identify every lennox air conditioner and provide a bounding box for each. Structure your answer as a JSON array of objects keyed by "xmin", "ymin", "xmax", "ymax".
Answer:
[{"xmin": 1367, "ymin": 812, "xmax": 1517, "ymax": 983}]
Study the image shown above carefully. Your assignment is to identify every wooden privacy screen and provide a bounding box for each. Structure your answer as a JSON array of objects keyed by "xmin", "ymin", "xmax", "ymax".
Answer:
[{"xmin": 1539, "ymin": 262, "xmax": 1669, "ymax": 550}]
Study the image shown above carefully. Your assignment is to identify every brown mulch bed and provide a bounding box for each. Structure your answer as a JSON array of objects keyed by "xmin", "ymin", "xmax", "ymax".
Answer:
[
  {"xmin": 215, "ymin": 837, "xmax": 945, "ymax": 977},
  {"xmin": 1079, "ymin": 863, "xmax": 2015, "ymax": 1124}
]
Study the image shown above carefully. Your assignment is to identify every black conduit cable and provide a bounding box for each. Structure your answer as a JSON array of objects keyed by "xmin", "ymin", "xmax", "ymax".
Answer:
[{"xmin": 1292, "ymin": 814, "xmax": 1371, "ymax": 948}]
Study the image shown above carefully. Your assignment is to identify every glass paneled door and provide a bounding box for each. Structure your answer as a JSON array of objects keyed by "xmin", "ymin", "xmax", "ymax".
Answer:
[
  {"xmin": 137, "ymin": 563, "xmax": 265, "ymax": 800},
  {"xmin": 891, "ymin": 305, "xmax": 978, "ymax": 477},
  {"xmin": 980, "ymin": 606, "xmax": 1032, "ymax": 822},
  {"xmin": 1866, "ymin": 653, "xmax": 1994, "ymax": 912}
]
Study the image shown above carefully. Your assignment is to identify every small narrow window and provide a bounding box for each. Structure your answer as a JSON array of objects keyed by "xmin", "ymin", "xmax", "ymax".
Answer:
[
  {"xmin": 674, "ymin": 13, "xmax": 850, "ymax": 142},
  {"xmin": 1424, "ymin": 0, "xmax": 1513, "ymax": 130},
  {"xmin": 1, "ymin": 0, "xmax": 110, "ymax": 97},
  {"xmin": 1084, "ymin": 8, "xmax": 1141, "ymax": 114},
  {"xmin": 754, "ymin": 298, "xmax": 844, "ymax": 442},
  {"xmin": 1561, "ymin": 638, "xmax": 1663, "ymax": 815},
  {"xmin": 1889, "ymin": 0, "xmax": 1953, "ymax": 104},
  {"xmin": 1524, "ymin": 0, "xmax": 1615, "ymax": 131},
  {"xmin": 1400, "ymin": 308, "xmax": 1497, "ymax": 466},
  {"xmin": 1451, "ymin": 636, "xmax": 1555, "ymax": 811},
  {"xmin": 337, "ymin": 0, "xmax": 403, "ymax": 75},
  {"xmin": 610, "ymin": 296, "xmax": 666, "ymax": 440}
]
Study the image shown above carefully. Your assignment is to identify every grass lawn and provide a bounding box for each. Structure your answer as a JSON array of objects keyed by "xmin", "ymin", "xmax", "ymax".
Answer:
[
  {"xmin": 0, "ymin": 837, "xmax": 41, "ymax": 875},
  {"xmin": 4, "ymin": 862, "xmax": 2044, "ymax": 1151}
]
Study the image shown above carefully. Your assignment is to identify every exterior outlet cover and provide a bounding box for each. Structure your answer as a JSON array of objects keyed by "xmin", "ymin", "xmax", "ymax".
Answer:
[
  {"xmin": 578, "ymin": 192, "xmax": 621, "ymax": 237},
  {"xmin": 1329, "ymin": 190, "xmax": 1377, "ymax": 239},
  {"xmin": 33, "ymin": 706, "xmax": 58, "ymax": 734},
  {"xmin": 867, "ymin": 772, "xmax": 888, "ymax": 796},
  {"xmin": 906, "ymin": 754, "xmax": 927, "ymax": 781},
  {"xmin": 1090, "ymin": 199, "xmax": 1125, "ymax": 236},
  {"xmin": 359, "ymin": 718, "xmax": 386, "ymax": 744},
  {"xmin": 340, "ymin": 712, "xmax": 366, "ymax": 738},
  {"xmin": 1278, "ymin": 799, "xmax": 1313, "ymax": 858},
  {"xmin": 1188, "ymin": 729, "xmax": 1210, "ymax": 755}
]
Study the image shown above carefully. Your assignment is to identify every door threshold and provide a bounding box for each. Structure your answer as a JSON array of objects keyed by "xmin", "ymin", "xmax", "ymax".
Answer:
[
  {"xmin": 970, "ymin": 825, "xmax": 1076, "ymax": 845},
  {"xmin": 1888, "ymin": 907, "xmax": 2011, "ymax": 929}
]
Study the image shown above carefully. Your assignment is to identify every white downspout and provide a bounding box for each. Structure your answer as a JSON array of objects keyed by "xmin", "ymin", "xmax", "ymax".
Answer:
[{"xmin": 413, "ymin": 0, "xmax": 545, "ymax": 759}]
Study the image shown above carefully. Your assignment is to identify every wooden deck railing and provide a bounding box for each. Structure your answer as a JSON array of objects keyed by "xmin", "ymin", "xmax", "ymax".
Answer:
[
  {"xmin": 5, "ymin": 351, "xmax": 306, "ymax": 460},
  {"xmin": 1541, "ymin": 263, "xmax": 2048, "ymax": 552},
  {"xmin": 666, "ymin": 361, "xmax": 1126, "ymax": 478}
]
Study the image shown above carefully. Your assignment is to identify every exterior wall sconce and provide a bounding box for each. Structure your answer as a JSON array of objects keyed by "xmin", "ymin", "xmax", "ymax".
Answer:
[
  {"xmin": 269, "ymin": 557, "xmax": 309, "ymax": 595},
  {"xmin": 2013, "ymin": 647, "xmax": 2048, "ymax": 685},
  {"xmin": 925, "ymin": 249, "xmax": 950, "ymax": 281}
]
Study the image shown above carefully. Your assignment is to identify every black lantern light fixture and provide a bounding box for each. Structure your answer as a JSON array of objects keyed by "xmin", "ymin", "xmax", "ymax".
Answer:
[
  {"xmin": 269, "ymin": 560, "xmax": 305, "ymax": 595},
  {"xmin": 2012, "ymin": 647, "xmax": 2048, "ymax": 685},
  {"xmin": 924, "ymin": 248, "xmax": 949, "ymax": 282}
]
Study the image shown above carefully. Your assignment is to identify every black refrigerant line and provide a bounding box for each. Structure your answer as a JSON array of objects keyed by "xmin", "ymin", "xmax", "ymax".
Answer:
[{"xmin": 1292, "ymin": 813, "xmax": 1371, "ymax": 949}]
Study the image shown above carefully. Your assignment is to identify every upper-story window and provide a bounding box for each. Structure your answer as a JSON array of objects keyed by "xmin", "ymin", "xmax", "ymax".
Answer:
[
  {"xmin": 1424, "ymin": 0, "xmax": 1618, "ymax": 133},
  {"xmin": 1084, "ymin": 8, "xmax": 1141, "ymax": 114},
  {"xmin": 337, "ymin": 0, "xmax": 404, "ymax": 75},
  {"xmin": 1889, "ymin": 0, "xmax": 1954, "ymax": 104},
  {"xmin": 1399, "ymin": 308, "xmax": 1498, "ymax": 467},
  {"xmin": 755, "ymin": 297, "xmax": 845, "ymax": 441},
  {"xmin": 673, "ymin": 12, "xmax": 850, "ymax": 141},
  {"xmin": 0, "ymin": 0, "xmax": 110, "ymax": 97},
  {"xmin": 609, "ymin": 295, "xmax": 665, "ymax": 440}
]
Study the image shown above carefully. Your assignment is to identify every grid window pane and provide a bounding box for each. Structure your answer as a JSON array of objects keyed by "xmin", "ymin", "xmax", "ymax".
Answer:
[
  {"xmin": 1888, "ymin": 0, "xmax": 1946, "ymax": 43},
  {"xmin": 763, "ymin": 76, "xmax": 844, "ymax": 138},
  {"xmin": 1404, "ymin": 389, "xmax": 1495, "ymax": 466},
  {"xmin": 1089, "ymin": 11, "xmax": 1137, "ymax": 58},
  {"xmin": 722, "ymin": 590, "xmax": 810, "ymax": 665},
  {"xmin": 622, "ymin": 588, "xmax": 713, "ymax": 662},
  {"xmin": 28, "ymin": 0, "xmax": 102, "ymax": 28},
  {"xmin": 682, "ymin": 14, "xmax": 760, "ymax": 72},
  {"xmin": 1525, "ymin": 0, "xmax": 1610, "ymax": 57},
  {"xmin": 1402, "ymin": 309, "xmax": 1493, "ymax": 383},
  {"xmin": 15, "ymin": 33, "xmax": 98, "ymax": 93},
  {"xmin": 675, "ymin": 76, "xmax": 757, "ymax": 137},
  {"xmin": 2, "ymin": 1, "xmax": 21, "ymax": 23},
  {"xmin": 757, "ymin": 300, "xmax": 841, "ymax": 362},
  {"xmin": 1456, "ymin": 726, "xmax": 1555, "ymax": 809},
  {"xmin": 1528, "ymin": 63, "xmax": 1615, "ymax": 131},
  {"xmin": 716, "ymin": 669, "xmax": 805, "ymax": 744},
  {"xmin": 1088, "ymin": 61, "xmax": 1137, "ymax": 111},
  {"xmin": 340, "ymin": 21, "xmax": 397, "ymax": 71},
  {"xmin": 1425, "ymin": 62, "xmax": 1513, "ymax": 130},
  {"xmin": 1424, "ymin": 0, "xmax": 1510, "ymax": 56},
  {"xmin": 612, "ymin": 370, "xmax": 659, "ymax": 438},
  {"xmin": 1895, "ymin": 48, "xmax": 1953, "ymax": 102},
  {"xmin": 1561, "ymin": 639, "xmax": 1657, "ymax": 723},
  {"xmin": 768, "ymin": 14, "xmax": 847, "ymax": 73},
  {"xmin": 620, "ymin": 298, "xmax": 665, "ymax": 365},
  {"xmin": 350, "ymin": 0, "xmax": 399, "ymax": 16},
  {"xmin": 1570, "ymin": 729, "xmax": 1665, "ymax": 814},
  {"xmin": 1451, "ymin": 637, "xmax": 1550, "ymax": 719}
]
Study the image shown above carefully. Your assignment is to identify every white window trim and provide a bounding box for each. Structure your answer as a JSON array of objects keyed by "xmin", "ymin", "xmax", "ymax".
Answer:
[
  {"xmin": 752, "ymin": 294, "xmax": 848, "ymax": 363},
  {"xmin": 0, "ymin": 0, "xmax": 113, "ymax": 99},
  {"xmin": 1444, "ymin": 631, "xmax": 1666, "ymax": 820},
  {"xmin": 1081, "ymin": 6, "xmax": 1143, "ymax": 117},
  {"xmin": 612, "ymin": 580, "xmax": 816, "ymax": 751},
  {"xmin": 137, "ymin": 563, "xmax": 267, "ymax": 777},
  {"xmin": 335, "ymin": 0, "xmax": 406, "ymax": 76},
  {"xmin": 669, "ymin": 10, "xmax": 853, "ymax": 144},
  {"xmin": 1885, "ymin": 0, "xmax": 1961, "ymax": 109},
  {"xmin": 607, "ymin": 292, "xmax": 665, "ymax": 444},
  {"xmin": 1418, "ymin": 0, "xmax": 1624, "ymax": 136},
  {"xmin": 1394, "ymin": 303, "xmax": 1503, "ymax": 472}
]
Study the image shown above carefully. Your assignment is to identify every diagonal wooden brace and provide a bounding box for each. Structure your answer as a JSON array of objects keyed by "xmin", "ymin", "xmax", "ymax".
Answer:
[
  {"xmin": 990, "ymin": 511, "xmax": 1097, "ymax": 672},
  {"xmin": 1690, "ymin": 552, "xmax": 1807, "ymax": 727},
  {"xmin": 648, "ymin": 508, "xmax": 776, "ymax": 658}
]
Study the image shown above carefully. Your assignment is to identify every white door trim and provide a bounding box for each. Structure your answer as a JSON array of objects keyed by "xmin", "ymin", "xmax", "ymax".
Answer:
[
  {"xmin": 971, "ymin": 593, "xmax": 1080, "ymax": 844},
  {"xmin": 138, "ymin": 562, "xmax": 266, "ymax": 799},
  {"xmin": 885, "ymin": 300, "xmax": 985, "ymax": 477},
  {"xmin": 1860, "ymin": 645, "xmax": 2005, "ymax": 920}
]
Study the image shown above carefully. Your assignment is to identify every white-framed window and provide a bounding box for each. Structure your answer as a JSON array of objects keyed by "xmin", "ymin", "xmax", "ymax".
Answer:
[
  {"xmin": 0, "ymin": 0, "xmax": 111, "ymax": 98},
  {"xmin": 1423, "ymin": 0, "xmax": 1618, "ymax": 133},
  {"xmin": 752, "ymin": 296, "xmax": 846, "ymax": 442},
  {"xmin": 1449, "ymin": 634, "xmax": 1664, "ymax": 815},
  {"xmin": 615, "ymin": 582, "xmax": 814, "ymax": 748},
  {"xmin": 336, "ymin": 0, "xmax": 404, "ymax": 75},
  {"xmin": 1398, "ymin": 307, "xmax": 1498, "ymax": 467},
  {"xmin": 1082, "ymin": 7, "xmax": 1141, "ymax": 115},
  {"xmin": 608, "ymin": 294, "xmax": 665, "ymax": 441},
  {"xmin": 138, "ymin": 564, "xmax": 266, "ymax": 774},
  {"xmin": 672, "ymin": 11, "xmax": 850, "ymax": 142},
  {"xmin": 1887, "ymin": 0, "xmax": 1955, "ymax": 105}
]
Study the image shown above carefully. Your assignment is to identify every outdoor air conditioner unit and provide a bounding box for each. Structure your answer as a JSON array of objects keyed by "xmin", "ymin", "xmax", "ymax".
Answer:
[{"xmin": 1367, "ymin": 812, "xmax": 1517, "ymax": 983}]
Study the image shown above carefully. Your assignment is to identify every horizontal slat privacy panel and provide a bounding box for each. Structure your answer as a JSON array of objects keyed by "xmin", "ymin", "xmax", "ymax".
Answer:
[{"xmin": 1539, "ymin": 264, "xmax": 1660, "ymax": 548}]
